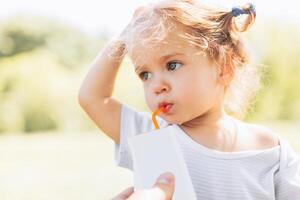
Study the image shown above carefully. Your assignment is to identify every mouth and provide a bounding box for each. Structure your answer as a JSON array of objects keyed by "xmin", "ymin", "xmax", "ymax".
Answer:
[{"xmin": 158, "ymin": 102, "xmax": 174, "ymax": 113}]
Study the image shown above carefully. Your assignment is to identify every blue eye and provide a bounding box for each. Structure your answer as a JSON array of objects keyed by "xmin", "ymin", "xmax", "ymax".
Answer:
[
  {"xmin": 139, "ymin": 71, "xmax": 152, "ymax": 81},
  {"xmin": 167, "ymin": 61, "xmax": 183, "ymax": 71},
  {"xmin": 138, "ymin": 61, "xmax": 182, "ymax": 81}
]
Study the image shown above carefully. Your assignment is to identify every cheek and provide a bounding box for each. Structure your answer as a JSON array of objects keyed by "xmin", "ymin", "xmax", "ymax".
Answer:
[
  {"xmin": 176, "ymin": 69, "xmax": 218, "ymax": 102},
  {"xmin": 175, "ymin": 70, "xmax": 206, "ymax": 93},
  {"xmin": 144, "ymin": 87, "xmax": 156, "ymax": 110}
]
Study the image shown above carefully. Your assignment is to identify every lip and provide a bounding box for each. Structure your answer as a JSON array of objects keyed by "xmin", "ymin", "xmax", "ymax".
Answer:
[{"xmin": 158, "ymin": 102, "xmax": 173, "ymax": 113}]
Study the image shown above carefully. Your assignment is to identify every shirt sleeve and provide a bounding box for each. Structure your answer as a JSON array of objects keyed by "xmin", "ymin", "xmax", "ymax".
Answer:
[
  {"xmin": 114, "ymin": 103, "xmax": 170, "ymax": 170},
  {"xmin": 274, "ymin": 138, "xmax": 300, "ymax": 199}
]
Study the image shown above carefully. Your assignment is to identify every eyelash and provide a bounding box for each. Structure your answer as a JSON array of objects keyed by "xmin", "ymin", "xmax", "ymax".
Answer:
[{"xmin": 138, "ymin": 61, "xmax": 183, "ymax": 81}]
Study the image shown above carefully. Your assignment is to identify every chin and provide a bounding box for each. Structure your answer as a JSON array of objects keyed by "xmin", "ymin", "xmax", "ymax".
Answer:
[{"xmin": 161, "ymin": 116, "xmax": 184, "ymax": 125}]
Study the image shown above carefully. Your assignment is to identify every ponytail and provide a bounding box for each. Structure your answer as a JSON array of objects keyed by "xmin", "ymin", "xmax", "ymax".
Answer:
[{"xmin": 230, "ymin": 3, "xmax": 256, "ymax": 32}]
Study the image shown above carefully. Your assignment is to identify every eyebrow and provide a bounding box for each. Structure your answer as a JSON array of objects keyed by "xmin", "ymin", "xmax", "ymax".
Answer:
[{"xmin": 135, "ymin": 52, "xmax": 185, "ymax": 73}]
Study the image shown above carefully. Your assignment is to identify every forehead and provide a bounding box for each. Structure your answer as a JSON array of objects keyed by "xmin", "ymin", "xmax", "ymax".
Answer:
[{"xmin": 130, "ymin": 26, "xmax": 201, "ymax": 67}]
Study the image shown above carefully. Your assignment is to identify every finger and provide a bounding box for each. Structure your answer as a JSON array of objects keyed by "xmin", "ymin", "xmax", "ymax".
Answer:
[
  {"xmin": 133, "ymin": 6, "xmax": 146, "ymax": 17},
  {"xmin": 112, "ymin": 187, "xmax": 134, "ymax": 200},
  {"xmin": 153, "ymin": 172, "xmax": 175, "ymax": 200},
  {"xmin": 127, "ymin": 188, "xmax": 166, "ymax": 200},
  {"xmin": 127, "ymin": 172, "xmax": 175, "ymax": 200}
]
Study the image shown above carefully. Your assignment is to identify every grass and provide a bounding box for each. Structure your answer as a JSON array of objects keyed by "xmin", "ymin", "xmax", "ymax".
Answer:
[
  {"xmin": 0, "ymin": 131, "xmax": 132, "ymax": 200},
  {"xmin": 0, "ymin": 121, "xmax": 299, "ymax": 200}
]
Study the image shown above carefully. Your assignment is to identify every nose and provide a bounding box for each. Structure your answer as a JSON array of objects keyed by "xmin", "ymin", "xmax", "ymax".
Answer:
[{"xmin": 153, "ymin": 82, "xmax": 170, "ymax": 95}]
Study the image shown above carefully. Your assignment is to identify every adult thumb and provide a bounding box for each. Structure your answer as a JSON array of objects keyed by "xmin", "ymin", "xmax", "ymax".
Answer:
[
  {"xmin": 152, "ymin": 172, "xmax": 175, "ymax": 200},
  {"xmin": 127, "ymin": 172, "xmax": 175, "ymax": 200}
]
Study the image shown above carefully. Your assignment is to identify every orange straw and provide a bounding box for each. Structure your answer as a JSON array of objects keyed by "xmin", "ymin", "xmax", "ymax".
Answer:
[{"xmin": 152, "ymin": 107, "xmax": 163, "ymax": 129}]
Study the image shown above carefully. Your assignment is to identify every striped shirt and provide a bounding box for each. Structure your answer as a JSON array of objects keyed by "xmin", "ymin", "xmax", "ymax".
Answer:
[{"xmin": 115, "ymin": 104, "xmax": 300, "ymax": 199}]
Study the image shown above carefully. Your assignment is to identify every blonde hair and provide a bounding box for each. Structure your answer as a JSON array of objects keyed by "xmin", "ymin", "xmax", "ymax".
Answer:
[{"xmin": 120, "ymin": 0, "xmax": 259, "ymax": 119}]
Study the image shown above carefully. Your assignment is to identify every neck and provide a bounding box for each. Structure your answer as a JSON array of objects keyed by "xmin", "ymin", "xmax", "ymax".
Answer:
[
  {"xmin": 180, "ymin": 105, "xmax": 234, "ymax": 136},
  {"xmin": 179, "ymin": 105, "xmax": 239, "ymax": 151}
]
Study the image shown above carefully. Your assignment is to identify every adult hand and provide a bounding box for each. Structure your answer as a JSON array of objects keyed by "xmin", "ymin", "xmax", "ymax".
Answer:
[{"xmin": 112, "ymin": 172, "xmax": 175, "ymax": 200}]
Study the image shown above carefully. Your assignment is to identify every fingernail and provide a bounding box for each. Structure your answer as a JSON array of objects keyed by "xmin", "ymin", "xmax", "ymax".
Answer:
[{"xmin": 157, "ymin": 172, "xmax": 175, "ymax": 184}]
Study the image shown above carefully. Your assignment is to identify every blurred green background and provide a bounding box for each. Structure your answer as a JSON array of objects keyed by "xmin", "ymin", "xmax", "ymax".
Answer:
[{"xmin": 0, "ymin": 7, "xmax": 299, "ymax": 200}]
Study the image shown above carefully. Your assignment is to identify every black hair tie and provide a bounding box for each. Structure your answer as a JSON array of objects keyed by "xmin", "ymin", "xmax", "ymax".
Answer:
[{"xmin": 231, "ymin": 3, "xmax": 255, "ymax": 17}]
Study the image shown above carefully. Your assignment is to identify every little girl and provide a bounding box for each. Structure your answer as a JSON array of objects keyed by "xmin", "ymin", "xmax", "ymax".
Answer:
[{"xmin": 78, "ymin": 0, "xmax": 300, "ymax": 199}]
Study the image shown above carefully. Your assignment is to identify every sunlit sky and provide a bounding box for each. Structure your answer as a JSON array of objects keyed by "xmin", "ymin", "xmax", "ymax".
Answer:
[{"xmin": 1, "ymin": 0, "xmax": 300, "ymax": 36}]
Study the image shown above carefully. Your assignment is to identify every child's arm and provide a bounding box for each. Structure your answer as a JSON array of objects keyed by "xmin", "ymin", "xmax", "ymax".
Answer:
[
  {"xmin": 78, "ymin": 7, "xmax": 148, "ymax": 145},
  {"xmin": 78, "ymin": 36, "xmax": 127, "ymax": 145}
]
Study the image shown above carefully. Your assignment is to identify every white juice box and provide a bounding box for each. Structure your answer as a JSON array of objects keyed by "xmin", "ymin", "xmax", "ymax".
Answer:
[{"xmin": 128, "ymin": 125, "xmax": 197, "ymax": 200}]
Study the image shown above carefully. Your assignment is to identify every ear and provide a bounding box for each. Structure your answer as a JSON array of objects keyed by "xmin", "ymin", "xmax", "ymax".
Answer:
[{"xmin": 217, "ymin": 58, "xmax": 235, "ymax": 86}]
